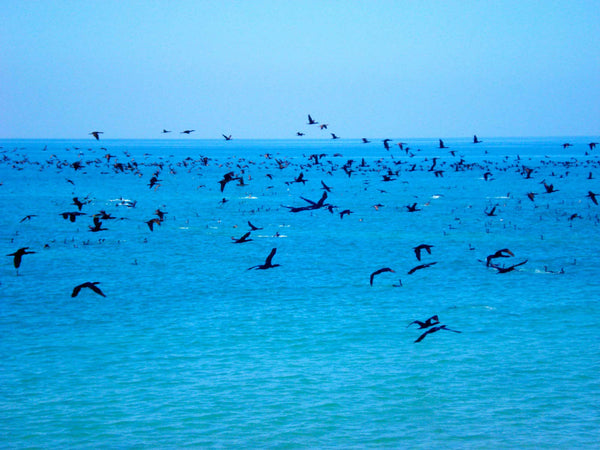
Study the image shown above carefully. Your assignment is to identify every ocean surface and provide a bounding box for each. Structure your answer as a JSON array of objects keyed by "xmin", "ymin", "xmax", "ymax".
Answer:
[{"xmin": 1, "ymin": 137, "xmax": 599, "ymax": 448}]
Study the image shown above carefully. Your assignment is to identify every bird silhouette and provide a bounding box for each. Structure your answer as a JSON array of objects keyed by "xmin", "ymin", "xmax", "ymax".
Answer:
[
  {"xmin": 248, "ymin": 221, "xmax": 263, "ymax": 231},
  {"xmin": 71, "ymin": 282, "xmax": 106, "ymax": 297},
  {"xmin": 7, "ymin": 247, "xmax": 35, "ymax": 270},
  {"xmin": 146, "ymin": 218, "xmax": 162, "ymax": 231},
  {"xmin": 414, "ymin": 325, "xmax": 461, "ymax": 343},
  {"xmin": 370, "ymin": 267, "xmax": 395, "ymax": 286},
  {"xmin": 89, "ymin": 131, "xmax": 103, "ymax": 140},
  {"xmin": 407, "ymin": 262, "xmax": 437, "ymax": 274},
  {"xmin": 486, "ymin": 248, "xmax": 514, "ymax": 267},
  {"xmin": 307, "ymin": 114, "xmax": 318, "ymax": 125},
  {"xmin": 232, "ymin": 231, "xmax": 253, "ymax": 243},
  {"xmin": 248, "ymin": 248, "xmax": 279, "ymax": 270},
  {"xmin": 407, "ymin": 315, "xmax": 440, "ymax": 329},
  {"xmin": 413, "ymin": 244, "xmax": 433, "ymax": 261},
  {"xmin": 473, "ymin": 135, "xmax": 482, "ymax": 144},
  {"xmin": 181, "ymin": 130, "xmax": 195, "ymax": 134},
  {"xmin": 587, "ymin": 191, "xmax": 598, "ymax": 205},
  {"xmin": 223, "ymin": 134, "xmax": 233, "ymax": 140}
]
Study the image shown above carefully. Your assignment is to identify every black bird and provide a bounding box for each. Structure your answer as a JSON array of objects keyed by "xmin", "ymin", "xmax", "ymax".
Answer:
[
  {"xmin": 589, "ymin": 142, "xmax": 598, "ymax": 150},
  {"xmin": 490, "ymin": 260, "xmax": 528, "ymax": 273},
  {"xmin": 320, "ymin": 180, "xmax": 332, "ymax": 192},
  {"xmin": 71, "ymin": 282, "xmax": 106, "ymax": 298},
  {"xmin": 7, "ymin": 247, "xmax": 35, "ymax": 270},
  {"xmin": 19, "ymin": 215, "xmax": 37, "ymax": 222},
  {"xmin": 72, "ymin": 197, "xmax": 87, "ymax": 211},
  {"xmin": 232, "ymin": 231, "xmax": 253, "ymax": 243},
  {"xmin": 146, "ymin": 218, "xmax": 161, "ymax": 231},
  {"xmin": 307, "ymin": 114, "xmax": 318, "ymax": 125},
  {"xmin": 414, "ymin": 325, "xmax": 461, "ymax": 343},
  {"xmin": 155, "ymin": 209, "xmax": 167, "ymax": 220},
  {"xmin": 473, "ymin": 135, "xmax": 482, "ymax": 144},
  {"xmin": 248, "ymin": 247, "xmax": 279, "ymax": 270},
  {"xmin": 362, "ymin": 138, "xmax": 371, "ymax": 143},
  {"xmin": 89, "ymin": 217, "xmax": 107, "ymax": 232},
  {"xmin": 541, "ymin": 180, "xmax": 559, "ymax": 194},
  {"xmin": 407, "ymin": 262, "xmax": 437, "ymax": 274},
  {"xmin": 370, "ymin": 267, "xmax": 395, "ymax": 286},
  {"xmin": 484, "ymin": 205, "xmax": 498, "ymax": 216},
  {"xmin": 331, "ymin": 133, "xmax": 339, "ymax": 139},
  {"xmin": 223, "ymin": 134, "xmax": 233, "ymax": 140},
  {"xmin": 587, "ymin": 191, "xmax": 598, "ymax": 205},
  {"xmin": 162, "ymin": 129, "xmax": 172, "ymax": 133},
  {"xmin": 296, "ymin": 132, "xmax": 305, "ymax": 136},
  {"xmin": 339, "ymin": 209, "xmax": 353, "ymax": 219},
  {"xmin": 383, "ymin": 139, "xmax": 392, "ymax": 151},
  {"xmin": 89, "ymin": 131, "xmax": 103, "ymax": 140},
  {"xmin": 248, "ymin": 221, "xmax": 263, "ymax": 231},
  {"xmin": 486, "ymin": 248, "xmax": 514, "ymax": 267},
  {"xmin": 439, "ymin": 139, "xmax": 448, "ymax": 149},
  {"xmin": 61, "ymin": 211, "xmax": 86, "ymax": 222},
  {"xmin": 413, "ymin": 244, "xmax": 433, "ymax": 261},
  {"xmin": 407, "ymin": 315, "xmax": 440, "ymax": 329},
  {"xmin": 181, "ymin": 130, "xmax": 195, "ymax": 134},
  {"xmin": 148, "ymin": 176, "xmax": 162, "ymax": 189},
  {"xmin": 406, "ymin": 203, "xmax": 420, "ymax": 212},
  {"xmin": 218, "ymin": 172, "xmax": 240, "ymax": 192}
]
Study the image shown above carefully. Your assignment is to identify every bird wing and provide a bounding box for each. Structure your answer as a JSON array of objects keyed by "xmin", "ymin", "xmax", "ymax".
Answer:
[
  {"xmin": 265, "ymin": 248, "xmax": 277, "ymax": 266},
  {"xmin": 71, "ymin": 284, "xmax": 82, "ymax": 297},
  {"xmin": 89, "ymin": 283, "xmax": 106, "ymax": 297}
]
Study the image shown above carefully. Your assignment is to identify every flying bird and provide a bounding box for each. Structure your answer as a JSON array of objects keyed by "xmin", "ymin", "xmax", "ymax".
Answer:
[
  {"xmin": 232, "ymin": 231, "xmax": 253, "ymax": 243},
  {"xmin": 414, "ymin": 325, "xmax": 461, "ymax": 343},
  {"xmin": 307, "ymin": 114, "xmax": 318, "ymax": 125},
  {"xmin": 407, "ymin": 315, "xmax": 440, "ymax": 329},
  {"xmin": 7, "ymin": 247, "xmax": 35, "ymax": 270},
  {"xmin": 413, "ymin": 244, "xmax": 433, "ymax": 261},
  {"xmin": 71, "ymin": 282, "xmax": 106, "ymax": 298},
  {"xmin": 407, "ymin": 262, "xmax": 437, "ymax": 274},
  {"xmin": 486, "ymin": 248, "xmax": 514, "ymax": 267},
  {"xmin": 89, "ymin": 131, "xmax": 103, "ymax": 140},
  {"xmin": 370, "ymin": 267, "xmax": 395, "ymax": 286},
  {"xmin": 248, "ymin": 247, "xmax": 280, "ymax": 270},
  {"xmin": 248, "ymin": 221, "xmax": 262, "ymax": 231}
]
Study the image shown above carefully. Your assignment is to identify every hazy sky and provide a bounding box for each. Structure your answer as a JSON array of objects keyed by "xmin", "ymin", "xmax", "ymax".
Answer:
[{"xmin": 1, "ymin": 0, "xmax": 598, "ymax": 139}]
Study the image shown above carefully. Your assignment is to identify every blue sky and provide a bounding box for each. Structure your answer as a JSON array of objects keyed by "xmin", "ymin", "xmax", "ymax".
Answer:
[{"xmin": 1, "ymin": 0, "xmax": 598, "ymax": 139}]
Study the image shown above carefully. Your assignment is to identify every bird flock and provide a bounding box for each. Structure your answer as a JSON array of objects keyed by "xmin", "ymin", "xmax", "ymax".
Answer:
[{"xmin": 3, "ymin": 119, "xmax": 600, "ymax": 344}]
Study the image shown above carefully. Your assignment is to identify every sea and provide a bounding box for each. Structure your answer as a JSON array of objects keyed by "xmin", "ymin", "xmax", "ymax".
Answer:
[{"xmin": 1, "ymin": 137, "xmax": 599, "ymax": 448}]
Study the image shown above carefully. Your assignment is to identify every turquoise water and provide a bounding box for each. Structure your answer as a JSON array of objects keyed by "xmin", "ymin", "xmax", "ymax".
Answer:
[{"xmin": 1, "ymin": 137, "xmax": 599, "ymax": 447}]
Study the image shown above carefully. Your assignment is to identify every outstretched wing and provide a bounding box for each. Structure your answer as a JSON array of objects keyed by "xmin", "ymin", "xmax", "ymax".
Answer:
[{"xmin": 264, "ymin": 248, "xmax": 277, "ymax": 266}]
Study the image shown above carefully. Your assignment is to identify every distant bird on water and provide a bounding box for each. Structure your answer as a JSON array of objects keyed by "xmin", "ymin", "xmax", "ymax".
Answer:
[
  {"xmin": 414, "ymin": 325, "xmax": 461, "ymax": 343},
  {"xmin": 407, "ymin": 315, "xmax": 440, "ymax": 329},
  {"xmin": 248, "ymin": 247, "xmax": 279, "ymax": 270},
  {"xmin": 71, "ymin": 282, "xmax": 106, "ymax": 298},
  {"xmin": 370, "ymin": 267, "xmax": 395, "ymax": 286},
  {"xmin": 89, "ymin": 131, "xmax": 103, "ymax": 140}
]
